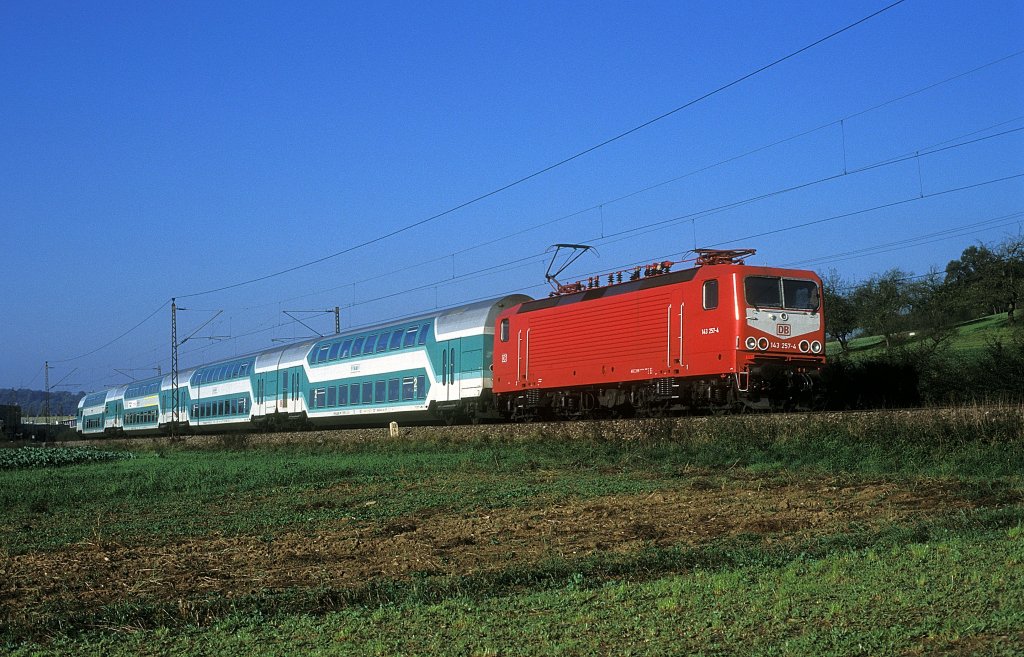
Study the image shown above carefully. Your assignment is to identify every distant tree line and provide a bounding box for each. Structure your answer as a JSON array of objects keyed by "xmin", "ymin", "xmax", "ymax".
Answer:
[
  {"xmin": 821, "ymin": 234, "xmax": 1024, "ymax": 406},
  {"xmin": 0, "ymin": 389, "xmax": 85, "ymax": 417}
]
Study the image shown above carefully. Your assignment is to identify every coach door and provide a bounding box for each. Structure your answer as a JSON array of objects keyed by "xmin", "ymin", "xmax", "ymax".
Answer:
[
  {"xmin": 441, "ymin": 338, "xmax": 460, "ymax": 401},
  {"xmin": 459, "ymin": 339, "xmax": 484, "ymax": 398},
  {"xmin": 280, "ymin": 366, "xmax": 302, "ymax": 414},
  {"xmin": 258, "ymin": 371, "xmax": 277, "ymax": 416}
]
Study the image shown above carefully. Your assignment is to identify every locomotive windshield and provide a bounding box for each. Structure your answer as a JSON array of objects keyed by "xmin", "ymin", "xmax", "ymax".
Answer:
[{"xmin": 745, "ymin": 276, "xmax": 819, "ymax": 311}]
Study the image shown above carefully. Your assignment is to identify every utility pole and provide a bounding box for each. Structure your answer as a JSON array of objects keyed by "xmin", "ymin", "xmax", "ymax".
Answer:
[
  {"xmin": 335, "ymin": 306, "xmax": 341, "ymax": 334},
  {"xmin": 171, "ymin": 298, "xmax": 178, "ymax": 438},
  {"xmin": 42, "ymin": 364, "xmax": 78, "ymax": 427},
  {"xmin": 169, "ymin": 302, "xmax": 223, "ymax": 439},
  {"xmin": 44, "ymin": 361, "xmax": 50, "ymax": 424}
]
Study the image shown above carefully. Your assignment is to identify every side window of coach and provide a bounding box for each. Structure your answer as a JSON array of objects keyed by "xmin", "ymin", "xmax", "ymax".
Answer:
[{"xmin": 703, "ymin": 280, "xmax": 719, "ymax": 310}]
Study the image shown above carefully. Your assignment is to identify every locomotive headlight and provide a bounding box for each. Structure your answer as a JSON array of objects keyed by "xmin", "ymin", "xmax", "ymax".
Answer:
[
  {"xmin": 745, "ymin": 336, "xmax": 758, "ymax": 350},
  {"xmin": 799, "ymin": 340, "xmax": 810, "ymax": 353},
  {"xmin": 810, "ymin": 340, "xmax": 822, "ymax": 354},
  {"xmin": 756, "ymin": 337, "xmax": 769, "ymax": 351}
]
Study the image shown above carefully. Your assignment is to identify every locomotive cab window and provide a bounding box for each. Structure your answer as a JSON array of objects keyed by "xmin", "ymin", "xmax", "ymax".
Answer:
[
  {"xmin": 499, "ymin": 318, "xmax": 509, "ymax": 342},
  {"xmin": 703, "ymin": 280, "xmax": 719, "ymax": 310},
  {"xmin": 783, "ymin": 278, "xmax": 820, "ymax": 311},
  {"xmin": 745, "ymin": 276, "xmax": 820, "ymax": 311},
  {"xmin": 745, "ymin": 276, "xmax": 782, "ymax": 308}
]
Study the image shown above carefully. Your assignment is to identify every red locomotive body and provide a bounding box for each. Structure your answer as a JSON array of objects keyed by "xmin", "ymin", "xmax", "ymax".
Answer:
[{"xmin": 492, "ymin": 253, "xmax": 825, "ymax": 418}]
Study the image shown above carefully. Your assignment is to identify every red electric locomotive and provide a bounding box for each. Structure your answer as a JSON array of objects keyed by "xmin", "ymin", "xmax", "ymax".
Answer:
[{"xmin": 491, "ymin": 249, "xmax": 825, "ymax": 419}]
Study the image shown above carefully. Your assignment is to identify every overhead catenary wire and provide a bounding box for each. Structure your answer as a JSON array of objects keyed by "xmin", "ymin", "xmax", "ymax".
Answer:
[
  {"xmin": 174, "ymin": 0, "xmax": 909, "ymax": 301},
  {"xmin": 783, "ymin": 211, "xmax": 1024, "ymax": 268},
  {"xmin": 57, "ymin": 42, "xmax": 1021, "ymax": 368},
  {"xmin": 234, "ymin": 52, "xmax": 1024, "ymax": 313},
  {"xmin": 58, "ymin": 29, "xmax": 1024, "ymax": 386},
  {"xmin": 549, "ymin": 172, "xmax": 1024, "ymax": 293},
  {"xmin": 219, "ymin": 115, "xmax": 1024, "ymax": 328},
  {"xmin": 130, "ymin": 170, "xmax": 1023, "ymax": 386},
  {"xmin": 49, "ymin": 300, "xmax": 170, "ymax": 365},
  {"xmin": 578, "ymin": 126, "xmax": 1024, "ymax": 248},
  {"xmin": 115, "ymin": 126, "xmax": 1024, "ymax": 380}
]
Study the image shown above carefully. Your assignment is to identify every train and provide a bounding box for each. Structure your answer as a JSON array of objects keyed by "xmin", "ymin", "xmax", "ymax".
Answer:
[{"xmin": 77, "ymin": 249, "xmax": 826, "ymax": 436}]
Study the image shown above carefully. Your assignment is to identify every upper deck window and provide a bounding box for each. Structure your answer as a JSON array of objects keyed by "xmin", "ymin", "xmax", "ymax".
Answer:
[
  {"xmin": 389, "ymin": 329, "xmax": 403, "ymax": 350},
  {"xmin": 745, "ymin": 276, "xmax": 819, "ymax": 311}
]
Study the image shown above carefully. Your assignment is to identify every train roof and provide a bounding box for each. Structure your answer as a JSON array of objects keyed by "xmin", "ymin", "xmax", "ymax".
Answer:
[
  {"xmin": 435, "ymin": 295, "xmax": 531, "ymax": 338},
  {"xmin": 516, "ymin": 268, "xmax": 699, "ymax": 314},
  {"xmin": 514, "ymin": 262, "xmax": 821, "ymax": 315},
  {"xmin": 185, "ymin": 294, "xmax": 534, "ymax": 373}
]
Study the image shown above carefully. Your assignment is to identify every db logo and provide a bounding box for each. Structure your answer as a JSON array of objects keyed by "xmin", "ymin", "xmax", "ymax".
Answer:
[{"xmin": 776, "ymin": 324, "xmax": 791, "ymax": 337}]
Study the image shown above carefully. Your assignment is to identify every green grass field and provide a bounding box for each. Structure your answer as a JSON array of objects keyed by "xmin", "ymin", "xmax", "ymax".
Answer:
[
  {"xmin": 2, "ymin": 408, "xmax": 1022, "ymax": 655},
  {"xmin": 828, "ymin": 311, "xmax": 1017, "ymax": 359}
]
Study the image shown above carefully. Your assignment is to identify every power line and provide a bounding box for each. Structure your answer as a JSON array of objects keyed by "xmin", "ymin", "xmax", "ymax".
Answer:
[
  {"xmin": 200, "ymin": 114, "xmax": 1024, "ymax": 332},
  {"xmin": 137, "ymin": 125, "xmax": 1024, "ymax": 374},
  {"xmin": 50, "ymin": 300, "xmax": 170, "ymax": 364},
  {"xmin": 152, "ymin": 169, "xmax": 1024, "ymax": 380},
  {"xmin": 182, "ymin": 50, "xmax": 1024, "ymax": 316},
  {"xmin": 576, "ymin": 123, "xmax": 1024, "ymax": 249},
  {"xmin": 552, "ymin": 171, "xmax": 1024, "ymax": 288},
  {"xmin": 175, "ymin": 0, "xmax": 909, "ymax": 301},
  {"xmin": 707, "ymin": 173, "xmax": 1024, "ymax": 249},
  {"xmin": 27, "ymin": 14, "xmax": 1023, "ymax": 388},
  {"xmin": 783, "ymin": 210, "xmax": 1024, "ymax": 267},
  {"xmin": 442, "ymin": 50, "xmax": 1024, "ymax": 261}
]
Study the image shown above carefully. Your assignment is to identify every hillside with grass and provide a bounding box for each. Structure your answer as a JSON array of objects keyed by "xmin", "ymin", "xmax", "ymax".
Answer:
[
  {"xmin": 821, "ymin": 236, "xmax": 1024, "ymax": 407},
  {"xmin": 828, "ymin": 311, "xmax": 1016, "ymax": 359}
]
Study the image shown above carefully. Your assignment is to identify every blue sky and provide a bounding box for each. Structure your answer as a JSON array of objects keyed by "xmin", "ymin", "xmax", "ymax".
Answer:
[{"xmin": 1, "ymin": 0, "xmax": 1022, "ymax": 392}]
